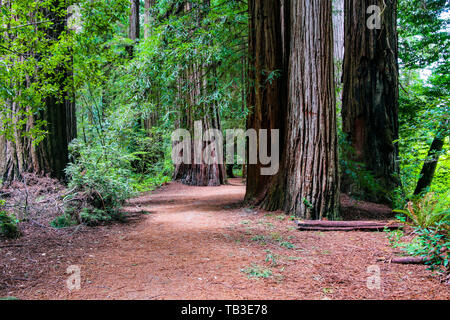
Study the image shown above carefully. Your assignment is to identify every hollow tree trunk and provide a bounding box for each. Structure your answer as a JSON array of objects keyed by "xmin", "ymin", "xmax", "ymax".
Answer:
[
  {"xmin": 342, "ymin": 0, "xmax": 399, "ymax": 203},
  {"xmin": 245, "ymin": 0, "xmax": 287, "ymax": 202},
  {"xmin": 261, "ymin": 0, "xmax": 340, "ymax": 220}
]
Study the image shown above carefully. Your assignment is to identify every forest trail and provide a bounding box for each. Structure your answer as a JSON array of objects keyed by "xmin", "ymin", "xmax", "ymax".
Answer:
[{"xmin": 3, "ymin": 179, "xmax": 448, "ymax": 300}]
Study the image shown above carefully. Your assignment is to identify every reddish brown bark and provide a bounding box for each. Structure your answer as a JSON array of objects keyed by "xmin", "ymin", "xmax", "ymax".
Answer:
[
  {"xmin": 245, "ymin": 0, "xmax": 286, "ymax": 202},
  {"xmin": 172, "ymin": 1, "xmax": 225, "ymax": 186},
  {"xmin": 261, "ymin": 0, "xmax": 340, "ymax": 220},
  {"xmin": 342, "ymin": 0, "xmax": 399, "ymax": 203}
]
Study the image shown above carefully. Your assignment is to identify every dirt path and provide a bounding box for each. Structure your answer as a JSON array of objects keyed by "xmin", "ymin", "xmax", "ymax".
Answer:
[{"xmin": 2, "ymin": 179, "xmax": 448, "ymax": 299}]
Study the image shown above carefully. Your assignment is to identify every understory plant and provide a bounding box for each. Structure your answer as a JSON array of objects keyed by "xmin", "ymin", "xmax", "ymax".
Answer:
[
  {"xmin": 63, "ymin": 138, "xmax": 137, "ymax": 225},
  {"xmin": 0, "ymin": 200, "xmax": 20, "ymax": 238},
  {"xmin": 392, "ymin": 192, "xmax": 449, "ymax": 273}
]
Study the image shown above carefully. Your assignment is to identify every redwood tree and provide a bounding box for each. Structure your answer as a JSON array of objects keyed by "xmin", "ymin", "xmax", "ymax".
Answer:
[
  {"xmin": 245, "ymin": 0, "xmax": 287, "ymax": 202},
  {"xmin": 260, "ymin": 0, "xmax": 340, "ymax": 220},
  {"xmin": 0, "ymin": 1, "xmax": 76, "ymax": 183},
  {"xmin": 172, "ymin": 0, "xmax": 226, "ymax": 186},
  {"xmin": 341, "ymin": 0, "xmax": 399, "ymax": 203}
]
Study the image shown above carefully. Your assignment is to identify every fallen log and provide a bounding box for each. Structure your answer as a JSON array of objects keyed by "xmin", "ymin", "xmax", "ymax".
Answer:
[
  {"xmin": 390, "ymin": 257, "xmax": 428, "ymax": 265},
  {"xmin": 296, "ymin": 220, "xmax": 403, "ymax": 232}
]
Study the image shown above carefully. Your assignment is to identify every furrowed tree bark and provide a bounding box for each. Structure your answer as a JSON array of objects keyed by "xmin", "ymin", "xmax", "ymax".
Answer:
[
  {"xmin": 172, "ymin": 0, "xmax": 226, "ymax": 186},
  {"xmin": 261, "ymin": 0, "xmax": 340, "ymax": 220},
  {"xmin": 342, "ymin": 0, "xmax": 399, "ymax": 203},
  {"xmin": 245, "ymin": 0, "xmax": 286, "ymax": 202}
]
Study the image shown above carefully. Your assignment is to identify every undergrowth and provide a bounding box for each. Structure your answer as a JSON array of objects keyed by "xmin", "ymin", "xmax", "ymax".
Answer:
[{"xmin": 387, "ymin": 192, "xmax": 449, "ymax": 274}]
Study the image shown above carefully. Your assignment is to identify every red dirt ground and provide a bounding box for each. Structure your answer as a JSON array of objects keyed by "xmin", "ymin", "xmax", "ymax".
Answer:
[{"xmin": 1, "ymin": 178, "xmax": 448, "ymax": 299}]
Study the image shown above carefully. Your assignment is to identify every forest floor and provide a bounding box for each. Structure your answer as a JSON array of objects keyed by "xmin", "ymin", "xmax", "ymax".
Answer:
[{"xmin": 1, "ymin": 178, "xmax": 448, "ymax": 300}]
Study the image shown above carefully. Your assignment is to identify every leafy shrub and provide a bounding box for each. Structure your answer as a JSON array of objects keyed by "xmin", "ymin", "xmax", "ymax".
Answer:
[
  {"xmin": 394, "ymin": 192, "xmax": 450, "ymax": 230},
  {"xmin": 411, "ymin": 225, "xmax": 449, "ymax": 272},
  {"xmin": 50, "ymin": 213, "xmax": 78, "ymax": 229},
  {"xmin": 0, "ymin": 200, "xmax": 20, "ymax": 238},
  {"xmin": 79, "ymin": 208, "xmax": 124, "ymax": 226},
  {"xmin": 64, "ymin": 138, "xmax": 137, "ymax": 223},
  {"xmin": 338, "ymin": 131, "xmax": 384, "ymax": 201},
  {"xmin": 391, "ymin": 192, "xmax": 449, "ymax": 273}
]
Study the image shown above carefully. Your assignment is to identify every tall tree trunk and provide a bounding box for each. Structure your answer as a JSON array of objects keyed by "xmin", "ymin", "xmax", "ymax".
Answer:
[
  {"xmin": 342, "ymin": 0, "xmax": 399, "ymax": 203},
  {"xmin": 144, "ymin": 0, "xmax": 155, "ymax": 39},
  {"xmin": 1, "ymin": 1, "xmax": 76, "ymax": 183},
  {"xmin": 245, "ymin": 0, "xmax": 286, "ymax": 202},
  {"xmin": 142, "ymin": 0, "xmax": 158, "ymax": 132},
  {"xmin": 261, "ymin": 0, "xmax": 340, "ymax": 220},
  {"xmin": 333, "ymin": 0, "xmax": 345, "ymax": 106},
  {"xmin": 172, "ymin": 0, "xmax": 226, "ymax": 186},
  {"xmin": 127, "ymin": 0, "xmax": 140, "ymax": 57},
  {"xmin": 414, "ymin": 128, "xmax": 448, "ymax": 195}
]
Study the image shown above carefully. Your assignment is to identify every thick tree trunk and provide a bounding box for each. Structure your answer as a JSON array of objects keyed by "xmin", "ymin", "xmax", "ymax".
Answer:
[
  {"xmin": 414, "ymin": 131, "xmax": 447, "ymax": 195},
  {"xmin": 172, "ymin": 1, "xmax": 226, "ymax": 186},
  {"xmin": 261, "ymin": 0, "xmax": 340, "ymax": 220},
  {"xmin": 245, "ymin": 0, "xmax": 286, "ymax": 202},
  {"xmin": 342, "ymin": 0, "xmax": 399, "ymax": 203},
  {"xmin": 1, "ymin": 2, "xmax": 76, "ymax": 183}
]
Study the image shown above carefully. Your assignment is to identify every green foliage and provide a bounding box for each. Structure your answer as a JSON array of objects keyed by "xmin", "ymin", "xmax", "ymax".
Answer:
[
  {"xmin": 79, "ymin": 208, "xmax": 123, "ymax": 226},
  {"xmin": 50, "ymin": 213, "xmax": 78, "ymax": 229},
  {"xmin": 338, "ymin": 131, "xmax": 384, "ymax": 200},
  {"xmin": 389, "ymin": 192, "xmax": 449, "ymax": 273},
  {"xmin": 0, "ymin": 0, "xmax": 74, "ymax": 141},
  {"xmin": 394, "ymin": 192, "xmax": 450, "ymax": 229},
  {"xmin": 241, "ymin": 264, "xmax": 272, "ymax": 279},
  {"xmin": 264, "ymin": 250, "xmax": 279, "ymax": 267},
  {"xmin": 65, "ymin": 138, "xmax": 137, "ymax": 213},
  {"xmin": 412, "ymin": 225, "xmax": 449, "ymax": 272},
  {"xmin": 398, "ymin": 0, "xmax": 449, "ymax": 70},
  {"xmin": 0, "ymin": 200, "xmax": 20, "ymax": 238},
  {"xmin": 279, "ymin": 241, "xmax": 296, "ymax": 250},
  {"xmin": 396, "ymin": 0, "xmax": 450, "ymax": 204},
  {"xmin": 385, "ymin": 229, "xmax": 405, "ymax": 249}
]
